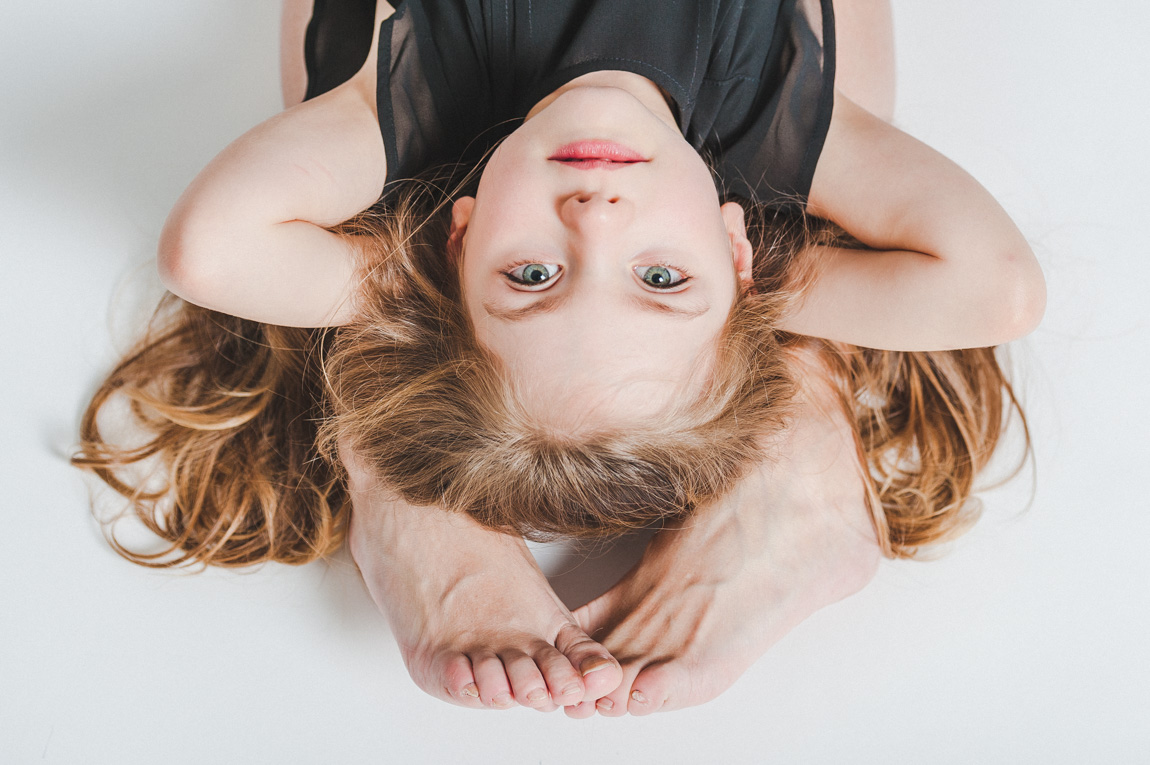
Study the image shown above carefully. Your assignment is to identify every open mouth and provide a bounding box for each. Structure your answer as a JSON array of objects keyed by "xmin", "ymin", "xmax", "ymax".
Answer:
[{"xmin": 549, "ymin": 140, "xmax": 649, "ymax": 168}]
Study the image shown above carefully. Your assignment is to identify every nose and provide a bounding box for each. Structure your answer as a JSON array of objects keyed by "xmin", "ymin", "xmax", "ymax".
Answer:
[{"xmin": 559, "ymin": 192, "xmax": 633, "ymax": 235}]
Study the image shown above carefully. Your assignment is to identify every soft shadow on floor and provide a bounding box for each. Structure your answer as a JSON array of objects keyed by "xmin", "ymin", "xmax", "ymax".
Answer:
[{"xmin": 531, "ymin": 529, "xmax": 657, "ymax": 609}]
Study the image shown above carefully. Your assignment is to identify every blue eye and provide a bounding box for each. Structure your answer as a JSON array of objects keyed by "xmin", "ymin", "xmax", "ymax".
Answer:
[
  {"xmin": 635, "ymin": 265, "xmax": 687, "ymax": 289},
  {"xmin": 506, "ymin": 262, "xmax": 561, "ymax": 288}
]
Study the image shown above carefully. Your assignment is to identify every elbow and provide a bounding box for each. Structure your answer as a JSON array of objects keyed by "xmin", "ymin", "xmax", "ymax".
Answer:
[
  {"xmin": 156, "ymin": 212, "xmax": 224, "ymax": 309},
  {"xmin": 156, "ymin": 221, "xmax": 190, "ymax": 297},
  {"xmin": 1006, "ymin": 261, "xmax": 1047, "ymax": 340},
  {"xmin": 985, "ymin": 246, "xmax": 1047, "ymax": 345}
]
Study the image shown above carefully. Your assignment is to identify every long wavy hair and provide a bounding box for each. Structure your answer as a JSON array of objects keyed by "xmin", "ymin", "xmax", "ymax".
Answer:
[{"xmin": 73, "ymin": 177, "xmax": 1031, "ymax": 566}]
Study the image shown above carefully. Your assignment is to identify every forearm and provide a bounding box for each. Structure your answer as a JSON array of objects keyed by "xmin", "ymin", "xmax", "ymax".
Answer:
[
  {"xmin": 159, "ymin": 216, "xmax": 365, "ymax": 327},
  {"xmin": 804, "ymin": 91, "xmax": 1046, "ymax": 350},
  {"xmin": 779, "ymin": 243, "xmax": 1043, "ymax": 351}
]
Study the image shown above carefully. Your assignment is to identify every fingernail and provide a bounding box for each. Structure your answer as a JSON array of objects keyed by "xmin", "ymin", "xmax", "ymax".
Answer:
[
  {"xmin": 581, "ymin": 658, "xmax": 613, "ymax": 677},
  {"xmin": 526, "ymin": 688, "xmax": 549, "ymax": 703},
  {"xmin": 492, "ymin": 692, "xmax": 514, "ymax": 708},
  {"xmin": 630, "ymin": 690, "xmax": 648, "ymax": 704},
  {"xmin": 561, "ymin": 683, "xmax": 582, "ymax": 697},
  {"xmin": 596, "ymin": 698, "xmax": 614, "ymax": 711},
  {"xmin": 460, "ymin": 683, "xmax": 479, "ymax": 698}
]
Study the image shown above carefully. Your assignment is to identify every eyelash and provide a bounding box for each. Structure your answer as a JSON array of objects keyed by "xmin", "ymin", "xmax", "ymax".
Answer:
[
  {"xmin": 634, "ymin": 265, "xmax": 692, "ymax": 291},
  {"xmin": 502, "ymin": 261, "xmax": 693, "ymax": 290},
  {"xmin": 503, "ymin": 261, "xmax": 562, "ymax": 290}
]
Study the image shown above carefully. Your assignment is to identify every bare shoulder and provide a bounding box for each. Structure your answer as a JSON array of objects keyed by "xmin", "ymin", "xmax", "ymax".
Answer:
[
  {"xmin": 281, "ymin": 0, "xmax": 396, "ymax": 111},
  {"xmin": 342, "ymin": 1, "xmax": 397, "ymax": 109}
]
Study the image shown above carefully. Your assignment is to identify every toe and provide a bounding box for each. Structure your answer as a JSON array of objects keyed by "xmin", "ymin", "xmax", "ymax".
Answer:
[
  {"xmin": 562, "ymin": 700, "xmax": 598, "ymax": 720},
  {"xmin": 594, "ymin": 664, "xmax": 642, "ymax": 718},
  {"xmin": 553, "ymin": 622, "xmax": 622, "ymax": 702},
  {"xmin": 501, "ymin": 650, "xmax": 551, "ymax": 708},
  {"xmin": 470, "ymin": 652, "xmax": 516, "ymax": 709},
  {"xmin": 593, "ymin": 693, "xmax": 625, "ymax": 717},
  {"xmin": 533, "ymin": 644, "xmax": 586, "ymax": 707},
  {"xmin": 628, "ymin": 662, "xmax": 687, "ymax": 716},
  {"xmin": 433, "ymin": 653, "xmax": 484, "ymax": 709}
]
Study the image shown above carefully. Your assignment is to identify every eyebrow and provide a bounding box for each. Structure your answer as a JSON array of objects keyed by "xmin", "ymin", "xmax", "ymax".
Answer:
[{"xmin": 482, "ymin": 293, "xmax": 711, "ymax": 321}]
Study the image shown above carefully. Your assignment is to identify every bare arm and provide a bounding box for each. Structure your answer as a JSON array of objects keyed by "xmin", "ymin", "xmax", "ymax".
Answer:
[
  {"xmin": 784, "ymin": 91, "xmax": 1046, "ymax": 351},
  {"xmin": 158, "ymin": 52, "xmax": 386, "ymax": 327}
]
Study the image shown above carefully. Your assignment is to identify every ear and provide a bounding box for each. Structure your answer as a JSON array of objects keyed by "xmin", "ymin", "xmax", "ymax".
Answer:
[
  {"xmin": 447, "ymin": 196, "xmax": 475, "ymax": 261},
  {"xmin": 720, "ymin": 201, "xmax": 754, "ymax": 287}
]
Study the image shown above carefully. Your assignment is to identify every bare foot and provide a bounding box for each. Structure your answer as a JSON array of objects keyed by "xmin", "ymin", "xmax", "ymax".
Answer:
[
  {"xmin": 567, "ymin": 347, "xmax": 881, "ymax": 717},
  {"xmin": 343, "ymin": 448, "xmax": 623, "ymax": 711}
]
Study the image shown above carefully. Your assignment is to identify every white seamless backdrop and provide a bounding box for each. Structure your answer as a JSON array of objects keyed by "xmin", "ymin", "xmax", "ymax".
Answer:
[{"xmin": 1, "ymin": 2, "xmax": 1146, "ymax": 763}]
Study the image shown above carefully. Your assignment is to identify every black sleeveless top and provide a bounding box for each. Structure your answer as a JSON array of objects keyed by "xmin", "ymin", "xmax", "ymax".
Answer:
[{"xmin": 304, "ymin": 0, "xmax": 835, "ymax": 209}]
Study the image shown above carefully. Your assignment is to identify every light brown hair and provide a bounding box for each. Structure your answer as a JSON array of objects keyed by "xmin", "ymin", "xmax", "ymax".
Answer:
[{"xmin": 73, "ymin": 181, "xmax": 1030, "ymax": 565}]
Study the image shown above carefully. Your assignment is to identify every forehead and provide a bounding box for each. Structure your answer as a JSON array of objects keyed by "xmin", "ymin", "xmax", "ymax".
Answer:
[{"xmin": 495, "ymin": 326, "xmax": 720, "ymax": 433}]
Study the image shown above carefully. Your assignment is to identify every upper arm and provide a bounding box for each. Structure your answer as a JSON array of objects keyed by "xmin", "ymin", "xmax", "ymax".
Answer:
[{"xmin": 805, "ymin": 91, "xmax": 1046, "ymax": 343}]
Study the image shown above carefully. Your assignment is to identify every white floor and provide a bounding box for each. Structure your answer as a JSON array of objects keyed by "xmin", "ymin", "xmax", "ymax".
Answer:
[{"xmin": 2, "ymin": 1, "xmax": 1147, "ymax": 762}]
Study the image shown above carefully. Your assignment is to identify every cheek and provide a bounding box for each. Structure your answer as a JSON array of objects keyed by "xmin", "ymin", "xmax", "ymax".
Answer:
[
  {"xmin": 651, "ymin": 170, "xmax": 726, "ymax": 235},
  {"xmin": 475, "ymin": 146, "xmax": 543, "ymax": 212}
]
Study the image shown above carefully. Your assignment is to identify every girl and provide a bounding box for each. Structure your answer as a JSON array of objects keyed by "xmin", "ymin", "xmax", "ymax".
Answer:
[{"xmin": 74, "ymin": 0, "xmax": 1043, "ymax": 715}]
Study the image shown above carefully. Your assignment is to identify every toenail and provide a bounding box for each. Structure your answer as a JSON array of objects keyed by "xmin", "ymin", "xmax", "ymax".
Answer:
[
  {"xmin": 460, "ymin": 683, "xmax": 479, "ymax": 699},
  {"xmin": 596, "ymin": 698, "xmax": 613, "ymax": 711},
  {"xmin": 560, "ymin": 683, "xmax": 582, "ymax": 697},
  {"xmin": 630, "ymin": 690, "xmax": 648, "ymax": 704},
  {"xmin": 526, "ymin": 688, "xmax": 549, "ymax": 703},
  {"xmin": 580, "ymin": 658, "xmax": 613, "ymax": 677},
  {"xmin": 492, "ymin": 692, "xmax": 514, "ymax": 708}
]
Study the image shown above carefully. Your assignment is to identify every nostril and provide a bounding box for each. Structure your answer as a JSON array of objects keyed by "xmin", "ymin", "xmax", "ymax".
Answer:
[{"xmin": 567, "ymin": 193, "xmax": 620, "ymax": 207}]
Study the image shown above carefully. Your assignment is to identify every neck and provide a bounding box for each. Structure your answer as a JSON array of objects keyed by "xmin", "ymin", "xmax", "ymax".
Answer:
[{"xmin": 525, "ymin": 71, "xmax": 677, "ymax": 128}]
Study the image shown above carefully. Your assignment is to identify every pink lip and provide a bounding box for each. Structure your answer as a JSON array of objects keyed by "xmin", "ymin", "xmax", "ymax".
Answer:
[{"xmin": 549, "ymin": 140, "xmax": 649, "ymax": 166}]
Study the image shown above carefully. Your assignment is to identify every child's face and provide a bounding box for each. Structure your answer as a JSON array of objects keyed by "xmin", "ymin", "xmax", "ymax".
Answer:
[{"xmin": 454, "ymin": 84, "xmax": 753, "ymax": 431}]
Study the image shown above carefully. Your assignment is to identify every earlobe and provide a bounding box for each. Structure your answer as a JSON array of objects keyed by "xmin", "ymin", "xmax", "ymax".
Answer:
[{"xmin": 720, "ymin": 202, "xmax": 754, "ymax": 287}]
